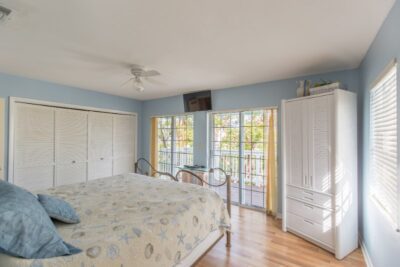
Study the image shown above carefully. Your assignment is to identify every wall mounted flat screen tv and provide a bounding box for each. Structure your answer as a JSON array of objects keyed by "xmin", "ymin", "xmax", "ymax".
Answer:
[{"xmin": 183, "ymin": 90, "xmax": 212, "ymax": 112}]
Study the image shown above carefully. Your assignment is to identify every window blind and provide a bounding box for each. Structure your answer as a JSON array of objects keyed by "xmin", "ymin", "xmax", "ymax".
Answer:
[{"xmin": 370, "ymin": 63, "xmax": 398, "ymax": 229}]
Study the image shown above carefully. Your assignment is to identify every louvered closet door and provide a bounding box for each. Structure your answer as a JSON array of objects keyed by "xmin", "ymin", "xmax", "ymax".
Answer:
[
  {"xmin": 88, "ymin": 112, "xmax": 113, "ymax": 180},
  {"xmin": 284, "ymin": 100, "xmax": 306, "ymax": 188},
  {"xmin": 308, "ymin": 95, "xmax": 332, "ymax": 194},
  {"xmin": 113, "ymin": 114, "xmax": 135, "ymax": 175},
  {"xmin": 14, "ymin": 104, "xmax": 55, "ymax": 190},
  {"xmin": 55, "ymin": 109, "xmax": 88, "ymax": 186}
]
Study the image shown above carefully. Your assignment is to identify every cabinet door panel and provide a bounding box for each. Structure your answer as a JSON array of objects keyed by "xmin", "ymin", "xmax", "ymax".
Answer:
[
  {"xmin": 284, "ymin": 101, "xmax": 306, "ymax": 188},
  {"xmin": 308, "ymin": 95, "xmax": 332, "ymax": 194}
]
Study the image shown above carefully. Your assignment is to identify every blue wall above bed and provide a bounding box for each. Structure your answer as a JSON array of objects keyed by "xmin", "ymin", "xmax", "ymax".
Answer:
[{"xmin": 0, "ymin": 72, "xmax": 143, "ymax": 179}]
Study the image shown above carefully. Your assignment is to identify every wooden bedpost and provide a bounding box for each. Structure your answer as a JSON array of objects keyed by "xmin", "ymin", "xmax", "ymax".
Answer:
[{"xmin": 226, "ymin": 174, "xmax": 231, "ymax": 248}]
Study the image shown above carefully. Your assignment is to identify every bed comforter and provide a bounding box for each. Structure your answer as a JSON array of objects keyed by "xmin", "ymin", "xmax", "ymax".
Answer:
[{"xmin": 0, "ymin": 173, "xmax": 230, "ymax": 267}]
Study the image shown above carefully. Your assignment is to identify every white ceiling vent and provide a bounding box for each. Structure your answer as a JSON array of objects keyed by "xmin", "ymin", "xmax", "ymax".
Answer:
[{"xmin": 0, "ymin": 5, "xmax": 12, "ymax": 23}]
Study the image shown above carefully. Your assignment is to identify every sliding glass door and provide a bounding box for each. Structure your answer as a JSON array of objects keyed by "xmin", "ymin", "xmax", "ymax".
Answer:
[
  {"xmin": 209, "ymin": 109, "xmax": 277, "ymax": 209},
  {"xmin": 157, "ymin": 115, "xmax": 194, "ymax": 176}
]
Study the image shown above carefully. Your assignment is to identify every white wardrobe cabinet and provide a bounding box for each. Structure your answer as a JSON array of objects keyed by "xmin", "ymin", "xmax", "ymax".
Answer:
[
  {"xmin": 10, "ymin": 100, "xmax": 137, "ymax": 191},
  {"xmin": 282, "ymin": 90, "xmax": 358, "ymax": 260}
]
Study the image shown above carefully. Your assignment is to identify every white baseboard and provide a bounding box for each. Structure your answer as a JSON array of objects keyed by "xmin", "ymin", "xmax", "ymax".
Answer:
[{"xmin": 359, "ymin": 236, "xmax": 374, "ymax": 267}]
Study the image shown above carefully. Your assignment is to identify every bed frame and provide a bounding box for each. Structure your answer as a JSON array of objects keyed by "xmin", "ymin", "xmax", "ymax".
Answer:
[{"xmin": 134, "ymin": 158, "xmax": 232, "ymax": 248}]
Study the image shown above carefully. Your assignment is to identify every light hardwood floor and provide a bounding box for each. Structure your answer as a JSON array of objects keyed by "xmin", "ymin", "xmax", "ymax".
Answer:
[{"xmin": 196, "ymin": 206, "xmax": 366, "ymax": 267}]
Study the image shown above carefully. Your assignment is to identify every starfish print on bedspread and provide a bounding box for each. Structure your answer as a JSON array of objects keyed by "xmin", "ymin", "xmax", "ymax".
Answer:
[{"xmin": 177, "ymin": 232, "xmax": 186, "ymax": 245}]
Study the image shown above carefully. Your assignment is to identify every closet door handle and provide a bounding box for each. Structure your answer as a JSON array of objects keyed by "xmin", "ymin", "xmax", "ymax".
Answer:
[
  {"xmin": 310, "ymin": 175, "xmax": 313, "ymax": 187},
  {"xmin": 100, "ymin": 157, "xmax": 104, "ymax": 161},
  {"xmin": 72, "ymin": 160, "xmax": 76, "ymax": 164}
]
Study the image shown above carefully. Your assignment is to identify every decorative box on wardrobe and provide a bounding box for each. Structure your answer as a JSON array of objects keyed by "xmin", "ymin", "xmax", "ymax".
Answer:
[{"xmin": 281, "ymin": 89, "xmax": 358, "ymax": 260}]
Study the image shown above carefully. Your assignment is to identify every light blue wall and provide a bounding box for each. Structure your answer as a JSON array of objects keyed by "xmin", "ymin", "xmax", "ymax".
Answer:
[
  {"xmin": 0, "ymin": 72, "xmax": 143, "ymax": 179},
  {"xmin": 142, "ymin": 69, "xmax": 359, "ymax": 212},
  {"xmin": 358, "ymin": 1, "xmax": 400, "ymax": 266}
]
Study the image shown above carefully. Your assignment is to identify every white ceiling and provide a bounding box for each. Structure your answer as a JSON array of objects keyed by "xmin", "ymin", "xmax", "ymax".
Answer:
[{"xmin": 0, "ymin": 0, "xmax": 395, "ymax": 100}]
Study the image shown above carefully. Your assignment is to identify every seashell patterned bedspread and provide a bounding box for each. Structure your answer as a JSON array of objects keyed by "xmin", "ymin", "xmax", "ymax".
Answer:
[{"xmin": 0, "ymin": 173, "xmax": 230, "ymax": 267}]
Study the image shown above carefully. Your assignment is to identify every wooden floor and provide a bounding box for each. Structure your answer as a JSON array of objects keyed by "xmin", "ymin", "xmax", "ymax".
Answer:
[{"xmin": 196, "ymin": 206, "xmax": 365, "ymax": 267}]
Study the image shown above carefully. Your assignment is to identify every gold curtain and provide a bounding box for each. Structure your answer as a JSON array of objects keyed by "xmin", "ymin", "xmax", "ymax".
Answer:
[
  {"xmin": 266, "ymin": 110, "xmax": 277, "ymax": 216},
  {"xmin": 150, "ymin": 117, "xmax": 158, "ymax": 177}
]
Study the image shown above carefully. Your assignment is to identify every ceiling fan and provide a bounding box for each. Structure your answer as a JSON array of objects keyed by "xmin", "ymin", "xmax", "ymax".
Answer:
[{"xmin": 121, "ymin": 65, "xmax": 160, "ymax": 92}]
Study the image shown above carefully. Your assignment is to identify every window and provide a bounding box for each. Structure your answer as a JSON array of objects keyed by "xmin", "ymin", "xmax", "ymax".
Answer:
[
  {"xmin": 370, "ymin": 62, "xmax": 398, "ymax": 229},
  {"xmin": 157, "ymin": 115, "xmax": 193, "ymax": 175},
  {"xmin": 209, "ymin": 108, "xmax": 277, "ymax": 209}
]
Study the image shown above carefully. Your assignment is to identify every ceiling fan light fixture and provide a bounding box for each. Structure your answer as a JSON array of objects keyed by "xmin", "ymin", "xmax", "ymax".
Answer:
[{"xmin": 133, "ymin": 76, "xmax": 145, "ymax": 92}]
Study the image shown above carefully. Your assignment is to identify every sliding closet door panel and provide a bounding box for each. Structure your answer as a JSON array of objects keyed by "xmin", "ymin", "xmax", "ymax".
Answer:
[
  {"xmin": 55, "ymin": 109, "xmax": 88, "ymax": 185},
  {"xmin": 56, "ymin": 109, "xmax": 88, "ymax": 163},
  {"xmin": 56, "ymin": 163, "xmax": 87, "ymax": 186},
  {"xmin": 90, "ymin": 159, "xmax": 113, "ymax": 179},
  {"xmin": 284, "ymin": 101, "xmax": 304, "ymax": 188},
  {"xmin": 14, "ymin": 166, "xmax": 54, "ymax": 191},
  {"xmin": 14, "ymin": 104, "xmax": 55, "ymax": 190},
  {"xmin": 113, "ymin": 115, "xmax": 135, "ymax": 175},
  {"xmin": 88, "ymin": 112, "xmax": 113, "ymax": 180},
  {"xmin": 113, "ymin": 156, "xmax": 134, "ymax": 175},
  {"xmin": 308, "ymin": 95, "xmax": 332, "ymax": 194}
]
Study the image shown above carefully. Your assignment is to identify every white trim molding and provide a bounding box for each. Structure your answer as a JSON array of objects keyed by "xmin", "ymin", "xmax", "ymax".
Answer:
[{"xmin": 359, "ymin": 236, "xmax": 374, "ymax": 267}]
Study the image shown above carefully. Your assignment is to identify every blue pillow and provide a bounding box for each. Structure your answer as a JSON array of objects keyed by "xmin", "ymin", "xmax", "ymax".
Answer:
[
  {"xmin": 37, "ymin": 194, "xmax": 80, "ymax": 224},
  {"xmin": 0, "ymin": 180, "xmax": 81, "ymax": 259}
]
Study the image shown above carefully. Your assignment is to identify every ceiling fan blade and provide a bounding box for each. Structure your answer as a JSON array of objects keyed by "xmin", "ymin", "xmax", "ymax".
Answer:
[
  {"xmin": 141, "ymin": 70, "xmax": 161, "ymax": 77},
  {"xmin": 67, "ymin": 48, "xmax": 133, "ymax": 69},
  {"xmin": 121, "ymin": 78, "xmax": 133, "ymax": 88},
  {"xmin": 144, "ymin": 76, "xmax": 165, "ymax": 86}
]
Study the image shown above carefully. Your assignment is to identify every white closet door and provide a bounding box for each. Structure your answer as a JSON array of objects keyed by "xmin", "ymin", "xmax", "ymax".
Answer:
[
  {"xmin": 14, "ymin": 103, "xmax": 55, "ymax": 190},
  {"xmin": 308, "ymin": 95, "xmax": 332, "ymax": 194},
  {"xmin": 88, "ymin": 112, "xmax": 113, "ymax": 180},
  {"xmin": 284, "ymin": 100, "xmax": 306, "ymax": 188},
  {"xmin": 113, "ymin": 114, "xmax": 135, "ymax": 175},
  {"xmin": 55, "ymin": 108, "xmax": 88, "ymax": 186}
]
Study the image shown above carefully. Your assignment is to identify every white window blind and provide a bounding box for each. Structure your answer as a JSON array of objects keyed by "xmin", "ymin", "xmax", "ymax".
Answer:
[{"xmin": 370, "ymin": 63, "xmax": 398, "ymax": 229}]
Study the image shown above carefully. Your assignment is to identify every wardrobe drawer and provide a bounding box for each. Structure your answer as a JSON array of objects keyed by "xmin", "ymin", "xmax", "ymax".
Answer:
[
  {"xmin": 287, "ymin": 197, "xmax": 332, "ymax": 224},
  {"xmin": 287, "ymin": 186, "xmax": 332, "ymax": 209},
  {"xmin": 287, "ymin": 212, "xmax": 333, "ymax": 247}
]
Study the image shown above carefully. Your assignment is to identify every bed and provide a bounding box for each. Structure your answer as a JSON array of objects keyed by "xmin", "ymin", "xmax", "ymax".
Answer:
[{"xmin": 0, "ymin": 166, "xmax": 231, "ymax": 267}]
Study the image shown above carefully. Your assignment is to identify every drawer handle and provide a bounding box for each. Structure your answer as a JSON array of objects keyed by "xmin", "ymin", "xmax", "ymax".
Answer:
[
  {"xmin": 304, "ymin": 204, "xmax": 314, "ymax": 209},
  {"xmin": 303, "ymin": 191, "xmax": 314, "ymax": 195},
  {"xmin": 304, "ymin": 219, "xmax": 314, "ymax": 225},
  {"xmin": 303, "ymin": 196, "xmax": 314, "ymax": 201}
]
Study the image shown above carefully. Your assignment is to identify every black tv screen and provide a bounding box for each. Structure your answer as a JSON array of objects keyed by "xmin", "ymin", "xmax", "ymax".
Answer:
[{"xmin": 183, "ymin": 90, "xmax": 212, "ymax": 112}]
